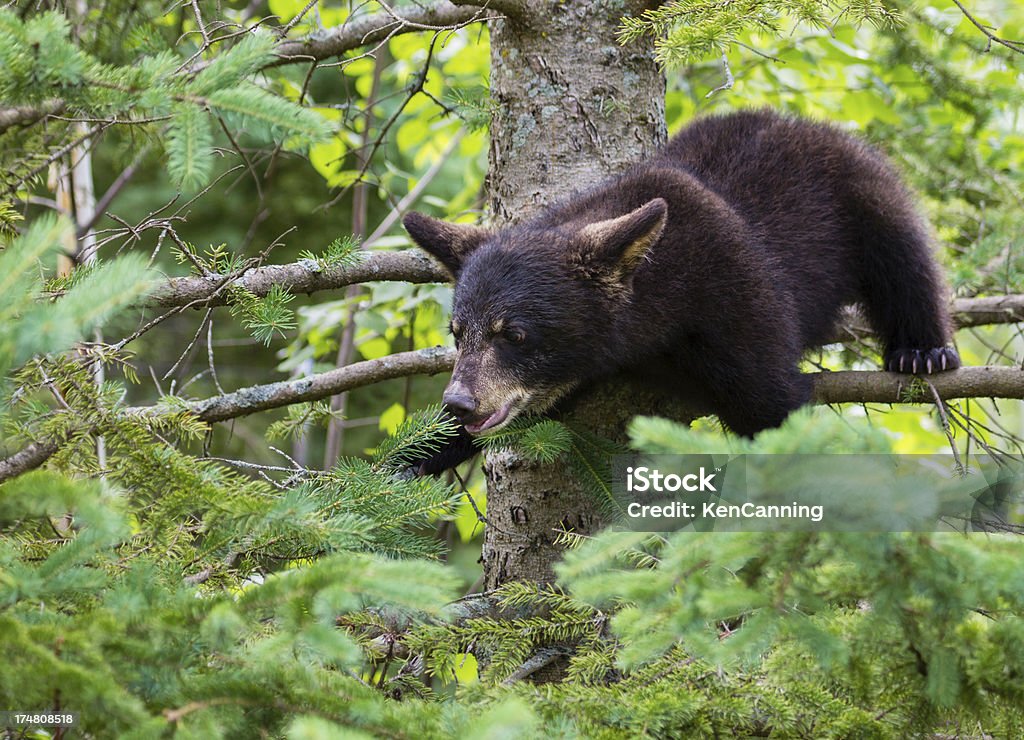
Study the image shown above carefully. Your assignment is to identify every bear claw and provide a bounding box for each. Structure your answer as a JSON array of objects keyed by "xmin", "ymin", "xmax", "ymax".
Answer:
[{"xmin": 885, "ymin": 347, "xmax": 960, "ymax": 375}]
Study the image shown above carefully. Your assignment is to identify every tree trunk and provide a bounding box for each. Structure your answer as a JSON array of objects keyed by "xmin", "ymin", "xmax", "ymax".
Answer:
[{"xmin": 482, "ymin": 0, "xmax": 668, "ymax": 589}]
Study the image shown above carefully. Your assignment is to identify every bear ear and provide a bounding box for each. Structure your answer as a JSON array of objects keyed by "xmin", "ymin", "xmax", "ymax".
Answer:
[
  {"xmin": 575, "ymin": 198, "xmax": 667, "ymax": 281},
  {"xmin": 403, "ymin": 212, "xmax": 490, "ymax": 278}
]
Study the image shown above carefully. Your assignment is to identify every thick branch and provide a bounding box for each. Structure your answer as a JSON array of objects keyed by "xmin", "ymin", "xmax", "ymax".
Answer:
[
  {"xmin": 811, "ymin": 366, "xmax": 1024, "ymax": 405},
  {"xmin": 145, "ymin": 251, "xmax": 446, "ymax": 309},
  {"xmin": 11, "ymin": 266, "xmax": 1024, "ymax": 485},
  {"xmin": 4, "ymin": 360, "xmax": 1024, "ymax": 483},
  {"xmin": 0, "ymin": 348, "xmax": 455, "ymax": 483},
  {"xmin": 822, "ymin": 295, "xmax": 1024, "ymax": 344}
]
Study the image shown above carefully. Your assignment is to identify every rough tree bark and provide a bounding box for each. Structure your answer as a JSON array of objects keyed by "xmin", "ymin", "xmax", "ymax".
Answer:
[{"xmin": 482, "ymin": 0, "xmax": 667, "ymax": 589}]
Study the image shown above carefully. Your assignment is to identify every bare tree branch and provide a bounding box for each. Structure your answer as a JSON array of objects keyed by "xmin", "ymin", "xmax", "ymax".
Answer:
[
  {"xmin": 951, "ymin": 295, "xmax": 1024, "ymax": 327},
  {"xmin": 0, "ymin": 99, "xmax": 65, "ymax": 135},
  {"xmin": 76, "ymin": 145, "xmax": 150, "ymax": 238},
  {"xmin": 143, "ymin": 242, "xmax": 1024, "ymax": 329},
  {"xmin": 179, "ymin": 347, "xmax": 456, "ymax": 423},
  {"xmin": 144, "ymin": 250, "xmax": 446, "ymax": 309},
  {"xmin": 950, "ymin": 0, "xmax": 1024, "ymax": 55},
  {"xmin": 0, "ymin": 440, "xmax": 60, "ymax": 484},
  {"xmin": 364, "ymin": 130, "xmax": 466, "ymax": 247},
  {"xmin": 271, "ymin": 1, "xmax": 511, "ymax": 67}
]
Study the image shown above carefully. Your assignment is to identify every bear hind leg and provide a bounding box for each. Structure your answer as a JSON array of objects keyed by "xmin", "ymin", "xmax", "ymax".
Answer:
[
  {"xmin": 884, "ymin": 346, "xmax": 960, "ymax": 375},
  {"xmin": 854, "ymin": 195, "xmax": 960, "ymax": 375}
]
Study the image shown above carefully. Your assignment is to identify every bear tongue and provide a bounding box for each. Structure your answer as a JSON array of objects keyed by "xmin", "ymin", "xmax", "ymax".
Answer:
[{"xmin": 465, "ymin": 401, "xmax": 513, "ymax": 434}]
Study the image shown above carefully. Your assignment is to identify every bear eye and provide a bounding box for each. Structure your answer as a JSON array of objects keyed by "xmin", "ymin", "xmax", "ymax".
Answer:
[
  {"xmin": 502, "ymin": 326, "xmax": 526, "ymax": 345},
  {"xmin": 450, "ymin": 321, "xmax": 463, "ymax": 346}
]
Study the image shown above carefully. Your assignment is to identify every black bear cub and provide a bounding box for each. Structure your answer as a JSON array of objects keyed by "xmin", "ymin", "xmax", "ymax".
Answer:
[{"xmin": 404, "ymin": 110, "xmax": 960, "ymax": 473}]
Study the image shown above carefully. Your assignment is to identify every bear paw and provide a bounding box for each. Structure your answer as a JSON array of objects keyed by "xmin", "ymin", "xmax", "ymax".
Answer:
[{"xmin": 885, "ymin": 347, "xmax": 960, "ymax": 375}]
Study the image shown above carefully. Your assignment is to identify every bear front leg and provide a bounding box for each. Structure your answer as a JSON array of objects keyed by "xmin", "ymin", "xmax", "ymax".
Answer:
[
  {"xmin": 409, "ymin": 425, "xmax": 480, "ymax": 476},
  {"xmin": 713, "ymin": 368, "xmax": 813, "ymax": 438},
  {"xmin": 679, "ymin": 334, "xmax": 813, "ymax": 438}
]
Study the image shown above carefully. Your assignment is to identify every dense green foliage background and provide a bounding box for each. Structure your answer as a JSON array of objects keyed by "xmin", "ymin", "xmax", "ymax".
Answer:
[{"xmin": 1, "ymin": 0, "xmax": 1022, "ymax": 736}]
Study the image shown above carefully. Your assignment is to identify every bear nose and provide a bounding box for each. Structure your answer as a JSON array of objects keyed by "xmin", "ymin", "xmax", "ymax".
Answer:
[{"xmin": 443, "ymin": 392, "xmax": 477, "ymax": 421}]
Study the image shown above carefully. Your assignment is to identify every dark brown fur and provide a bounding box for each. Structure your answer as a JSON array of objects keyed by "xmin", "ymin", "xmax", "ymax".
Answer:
[{"xmin": 404, "ymin": 110, "xmax": 959, "ymax": 473}]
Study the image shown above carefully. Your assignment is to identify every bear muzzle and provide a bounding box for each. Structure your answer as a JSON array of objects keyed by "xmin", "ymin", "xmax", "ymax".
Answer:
[{"xmin": 443, "ymin": 382, "xmax": 517, "ymax": 434}]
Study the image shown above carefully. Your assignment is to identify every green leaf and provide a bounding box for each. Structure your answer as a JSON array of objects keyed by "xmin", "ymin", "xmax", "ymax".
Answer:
[{"xmin": 378, "ymin": 402, "xmax": 406, "ymax": 436}]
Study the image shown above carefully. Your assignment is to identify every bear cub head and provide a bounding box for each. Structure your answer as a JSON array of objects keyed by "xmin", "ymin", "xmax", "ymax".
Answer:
[{"xmin": 403, "ymin": 198, "xmax": 667, "ymax": 434}]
